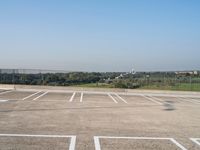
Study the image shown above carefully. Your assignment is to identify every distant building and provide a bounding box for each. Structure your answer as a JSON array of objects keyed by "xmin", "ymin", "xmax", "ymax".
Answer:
[{"xmin": 175, "ymin": 71, "xmax": 198, "ymax": 76}]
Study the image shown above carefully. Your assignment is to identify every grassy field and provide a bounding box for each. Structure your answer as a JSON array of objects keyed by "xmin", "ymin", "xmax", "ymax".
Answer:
[
  {"xmin": 73, "ymin": 82, "xmax": 200, "ymax": 91},
  {"xmin": 140, "ymin": 83, "xmax": 200, "ymax": 91}
]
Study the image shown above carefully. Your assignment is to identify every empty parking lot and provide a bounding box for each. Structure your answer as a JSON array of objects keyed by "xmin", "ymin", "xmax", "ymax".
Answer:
[{"xmin": 0, "ymin": 88, "xmax": 200, "ymax": 150}]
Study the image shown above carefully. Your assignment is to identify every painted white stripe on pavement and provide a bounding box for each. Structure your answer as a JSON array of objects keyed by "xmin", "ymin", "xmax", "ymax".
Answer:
[
  {"xmin": 0, "ymin": 91, "xmax": 12, "ymax": 95},
  {"xmin": 69, "ymin": 92, "xmax": 76, "ymax": 102},
  {"xmin": 148, "ymin": 96, "xmax": 172, "ymax": 105},
  {"xmin": 141, "ymin": 95, "xmax": 162, "ymax": 105},
  {"xmin": 80, "ymin": 92, "xmax": 83, "ymax": 102},
  {"xmin": 94, "ymin": 136, "xmax": 101, "ymax": 150},
  {"xmin": 190, "ymin": 138, "xmax": 200, "ymax": 146},
  {"xmin": 0, "ymin": 100, "xmax": 8, "ymax": 102},
  {"xmin": 190, "ymin": 98, "xmax": 200, "ymax": 103},
  {"xmin": 0, "ymin": 134, "xmax": 76, "ymax": 150},
  {"xmin": 170, "ymin": 138, "xmax": 188, "ymax": 150},
  {"xmin": 177, "ymin": 97, "xmax": 200, "ymax": 104},
  {"xmin": 22, "ymin": 91, "xmax": 41, "ymax": 100},
  {"xmin": 33, "ymin": 91, "xmax": 48, "ymax": 101},
  {"xmin": 107, "ymin": 93, "xmax": 118, "ymax": 103},
  {"xmin": 13, "ymin": 89, "xmax": 200, "ymax": 99},
  {"xmin": 182, "ymin": 97, "xmax": 200, "ymax": 104},
  {"xmin": 95, "ymin": 136, "xmax": 187, "ymax": 150},
  {"xmin": 69, "ymin": 136, "xmax": 76, "ymax": 150},
  {"xmin": 0, "ymin": 133, "xmax": 73, "ymax": 137},
  {"xmin": 115, "ymin": 93, "xmax": 128, "ymax": 104}
]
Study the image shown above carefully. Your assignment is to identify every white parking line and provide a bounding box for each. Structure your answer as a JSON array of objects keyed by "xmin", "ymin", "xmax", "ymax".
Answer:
[
  {"xmin": 148, "ymin": 96, "xmax": 162, "ymax": 101},
  {"xmin": 69, "ymin": 92, "xmax": 76, "ymax": 102},
  {"xmin": 190, "ymin": 138, "xmax": 200, "ymax": 146},
  {"xmin": 149, "ymin": 96, "xmax": 173, "ymax": 105},
  {"xmin": 33, "ymin": 91, "xmax": 48, "ymax": 101},
  {"xmin": 94, "ymin": 136, "xmax": 187, "ymax": 150},
  {"xmin": 0, "ymin": 100, "xmax": 9, "ymax": 102},
  {"xmin": 107, "ymin": 93, "xmax": 118, "ymax": 103},
  {"xmin": 183, "ymin": 97, "xmax": 200, "ymax": 104},
  {"xmin": 190, "ymin": 98, "xmax": 200, "ymax": 103},
  {"xmin": 0, "ymin": 134, "xmax": 76, "ymax": 150},
  {"xmin": 0, "ymin": 90, "xmax": 12, "ymax": 95},
  {"xmin": 141, "ymin": 95, "xmax": 162, "ymax": 105},
  {"xmin": 22, "ymin": 91, "xmax": 42, "ymax": 100},
  {"xmin": 94, "ymin": 136, "xmax": 101, "ymax": 150},
  {"xmin": 69, "ymin": 135, "xmax": 77, "ymax": 150},
  {"xmin": 177, "ymin": 97, "xmax": 200, "ymax": 104},
  {"xmin": 115, "ymin": 93, "xmax": 128, "ymax": 104},
  {"xmin": 170, "ymin": 138, "xmax": 188, "ymax": 150},
  {"xmin": 80, "ymin": 92, "xmax": 83, "ymax": 102}
]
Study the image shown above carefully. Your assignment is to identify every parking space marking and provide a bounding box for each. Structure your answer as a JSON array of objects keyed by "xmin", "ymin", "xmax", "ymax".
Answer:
[
  {"xmin": 80, "ymin": 92, "xmax": 83, "ymax": 102},
  {"xmin": 94, "ymin": 136, "xmax": 187, "ymax": 150},
  {"xmin": 33, "ymin": 91, "xmax": 48, "ymax": 101},
  {"xmin": 0, "ymin": 100, "xmax": 9, "ymax": 102},
  {"xmin": 149, "ymin": 96, "xmax": 173, "ymax": 105},
  {"xmin": 0, "ymin": 90, "xmax": 12, "ymax": 95},
  {"xmin": 141, "ymin": 95, "xmax": 162, "ymax": 105},
  {"xmin": 107, "ymin": 93, "xmax": 118, "ymax": 103},
  {"xmin": 10, "ymin": 89, "xmax": 200, "ymax": 100},
  {"xmin": 94, "ymin": 136, "xmax": 101, "ymax": 150},
  {"xmin": 114, "ymin": 93, "xmax": 128, "ymax": 104},
  {"xmin": 190, "ymin": 98, "xmax": 200, "ymax": 103},
  {"xmin": 149, "ymin": 96, "xmax": 162, "ymax": 101},
  {"xmin": 182, "ymin": 97, "xmax": 200, "ymax": 104},
  {"xmin": 0, "ymin": 134, "xmax": 76, "ymax": 150},
  {"xmin": 22, "ymin": 91, "xmax": 42, "ymax": 100},
  {"xmin": 170, "ymin": 138, "xmax": 188, "ymax": 150},
  {"xmin": 177, "ymin": 97, "xmax": 200, "ymax": 104},
  {"xmin": 69, "ymin": 92, "xmax": 76, "ymax": 102},
  {"xmin": 190, "ymin": 138, "xmax": 200, "ymax": 146},
  {"xmin": 69, "ymin": 135, "xmax": 76, "ymax": 150}
]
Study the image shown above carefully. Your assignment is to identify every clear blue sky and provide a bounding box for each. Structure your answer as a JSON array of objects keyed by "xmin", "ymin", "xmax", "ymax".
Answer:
[{"xmin": 0, "ymin": 0, "xmax": 200, "ymax": 72}]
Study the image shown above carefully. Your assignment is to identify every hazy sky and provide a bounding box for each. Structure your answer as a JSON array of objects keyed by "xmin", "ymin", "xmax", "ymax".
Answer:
[{"xmin": 0, "ymin": 0, "xmax": 200, "ymax": 72}]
